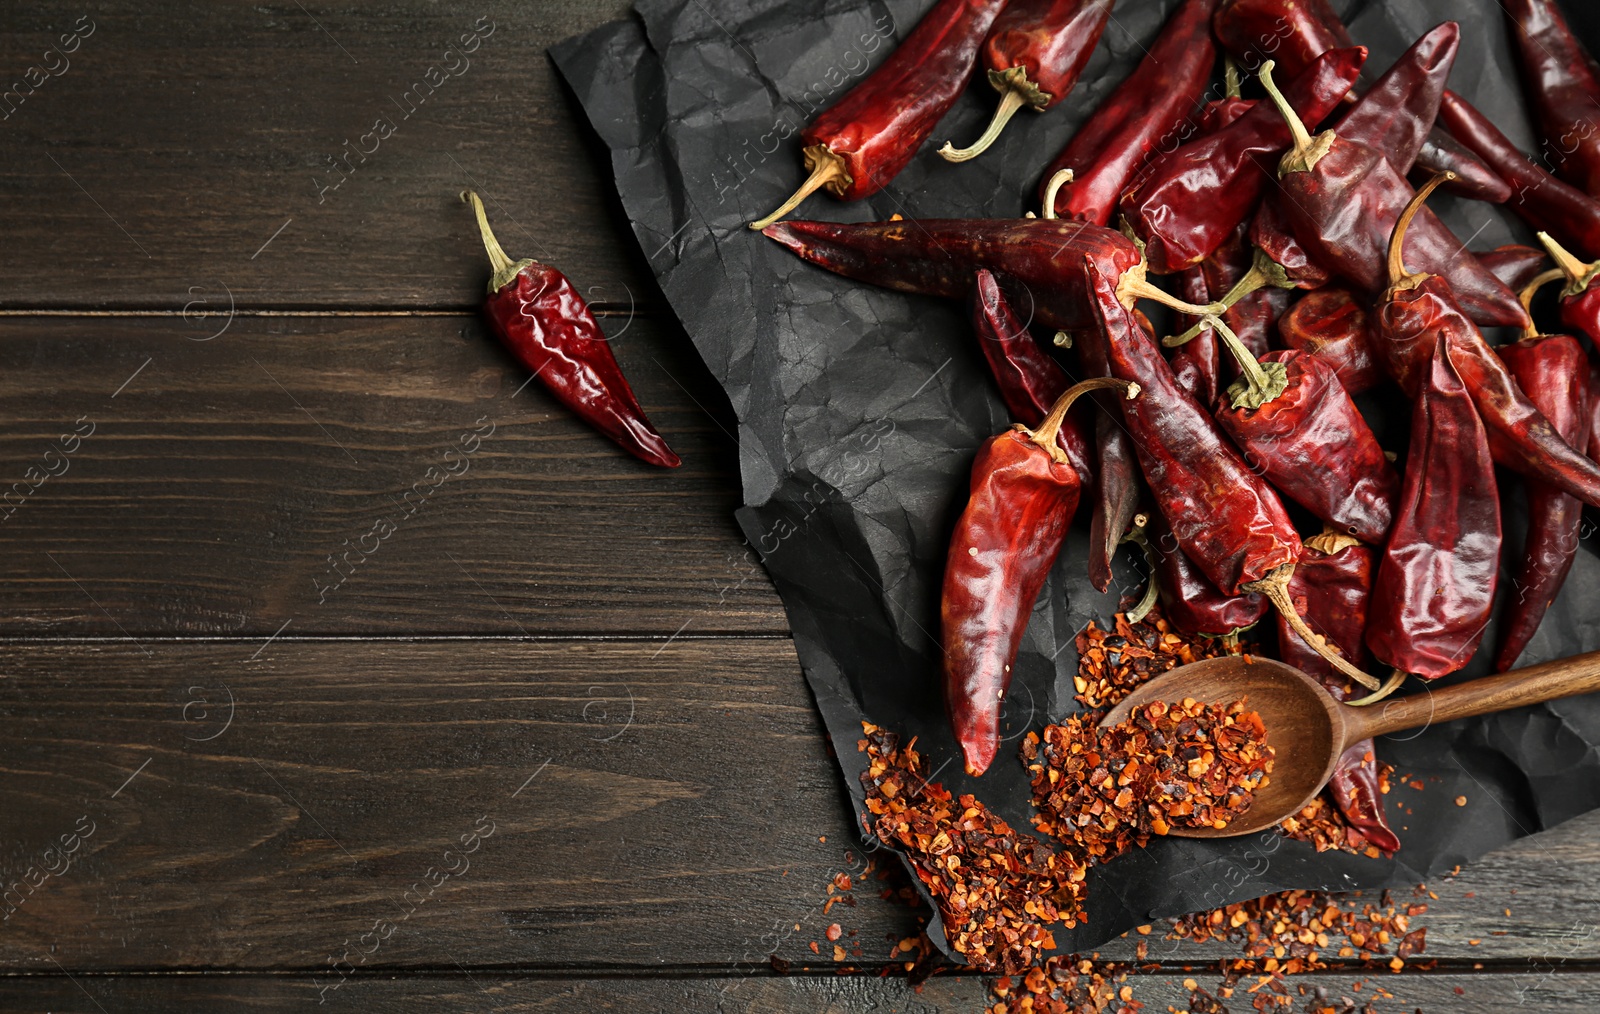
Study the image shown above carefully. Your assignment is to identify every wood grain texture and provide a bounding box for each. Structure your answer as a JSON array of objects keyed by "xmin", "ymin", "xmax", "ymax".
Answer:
[
  {"xmin": 0, "ymin": 314, "xmax": 782, "ymax": 635},
  {"xmin": 6, "ymin": 969, "xmax": 1600, "ymax": 1012},
  {"xmin": 0, "ymin": 1, "xmax": 651, "ymax": 310}
]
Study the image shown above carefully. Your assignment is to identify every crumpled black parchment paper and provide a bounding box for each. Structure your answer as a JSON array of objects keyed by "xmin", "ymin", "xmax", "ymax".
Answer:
[{"xmin": 552, "ymin": 0, "xmax": 1600, "ymax": 956}]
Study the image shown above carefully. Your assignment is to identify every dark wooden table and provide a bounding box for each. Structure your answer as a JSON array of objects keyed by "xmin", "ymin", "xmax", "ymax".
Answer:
[{"xmin": 2, "ymin": 3, "xmax": 1598, "ymax": 1010}]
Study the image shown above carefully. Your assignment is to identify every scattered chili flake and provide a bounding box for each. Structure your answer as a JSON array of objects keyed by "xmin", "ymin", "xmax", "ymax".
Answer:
[
  {"xmin": 859, "ymin": 722, "xmax": 1087, "ymax": 974},
  {"xmin": 825, "ymin": 923, "xmax": 842, "ymax": 942},
  {"xmin": 768, "ymin": 953, "xmax": 790, "ymax": 974},
  {"xmin": 1025, "ymin": 699, "xmax": 1274, "ymax": 860},
  {"xmin": 1455, "ymin": 796, "xmax": 1467, "ymax": 806}
]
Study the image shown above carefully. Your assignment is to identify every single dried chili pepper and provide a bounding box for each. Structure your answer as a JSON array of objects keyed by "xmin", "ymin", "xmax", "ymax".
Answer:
[
  {"xmin": 1120, "ymin": 46, "xmax": 1366, "ymax": 275},
  {"xmin": 1332, "ymin": 21, "xmax": 1457, "ymax": 176},
  {"xmin": 1211, "ymin": 0, "xmax": 1504, "ymax": 201},
  {"xmin": 970, "ymin": 270, "xmax": 1094, "ymax": 486},
  {"xmin": 1275, "ymin": 530, "xmax": 1400, "ymax": 853},
  {"xmin": 461, "ymin": 193, "xmax": 679, "ymax": 468},
  {"xmin": 748, "ymin": 0, "xmax": 1008, "ymax": 229},
  {"xmin": 1365, "ymin": 333, "xmax": 1501, "ymax": 681},
  {"xmin": 1480, "ymin": 244, "xmax": 1554, "ymax": 294},
  {"xmin": 942, "ymin": 376, "xmax": 1140, "ymax": 776},
  {"xmin": 1088, "ymin": 415, "xmax": 1142, "ymax": 594},
  {"xmin": 1379, "ymin": 179, "xmax": 1600, "ymax": 508},
  {"xmin": 1257, "ymin": 62, "xmax": 1529, "ymax": 329},
  {"xmin": 939, "ymin": 0, "xmax": 1116, "ymax": 162},
  {"xmin": 1277, "ymin": 287, "xmax": 1384, "ymax": 396},
  {"xmin": 1082, "ymin": 256, "xmax": 1380, "ymax": 689},
  {"xmin": 1208, "ymin": 316, "xmax": 1397, "ymax": 544},
  {"xmin": 1139, "ymin": 507, "xmax": 1267, "ymax": 640},
  {"xmin": 761, "ymin": 215, "xmax": 1222, "ymax": 331},
  {"xmin": 1538, "ymin": 232, "xmax": 1600, "ymax": 345},
  {"xmin": 1494, "ymin": 293, "xmax": 1592, "ymax": 672},
  {"xmin": 1039, "ymin": 0, "xmax": 1220, "ymax": 224},
  {"xmin": 1438, "ymin": 90, "xmax": 1600, "ymax": 261},
  {"xmin": 1503, "ymin": 0, "xmax": 1600, "ymax": 199}
]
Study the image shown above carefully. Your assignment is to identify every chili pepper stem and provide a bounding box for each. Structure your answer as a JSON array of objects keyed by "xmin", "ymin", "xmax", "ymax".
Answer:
[
  {"xmin": 1257, "ymin": 61, "xmax": 1336, "ymax": 174},
  {"xmin": 748, "ymin": 146, "xmax": 853, "ymax": 231},
  {"xmin": 1040, "ymin": 169, "xmax": 1074, "ymax": 219},
  {"xmin": 1210, "ymin": 315, "xmax": 1287, "ymax": 409},
  {"xmin": 1163, "ymin": 253, "xmax": 1291, "ymax": 347},
  {"xmin": 1345, "ymin": 669, "xmax": 1407, "ymax": 706},
  {"xmin": 1519, "ymin": 268, "xmax": 1568, "ymax": 339},
  {"xmin": 1027, "ymin": 377, "xmax": 1139, "ymax": 463},
  {"xmin": 1121, "ymin": 520, "xmax": 1159, "ymax": 624},
  {"xmin": 461, "ymin": 191, "xmax": 536, "ymax": 294},
  {"xmin": 1118, "ymin": 269, "xmax": 1228, "ymax": 316},
  {"xmin": 1387, "ymin": 172, "xmax": 1456, "ymax": 291},
  {"xmin": 939, "ymin": 87, "xmax": 1031, "ymax": 163},
  {"xmin": 1245, "ymin": 564, "xmax": 1383, "ymax": 690},
  {"xmin": 1224, "ymin": 57, "xmax": 1243, "ymax": 100},
  {"xmin": 1537, "ymin": 231, "xmax": 1600, "ymax": 295}
]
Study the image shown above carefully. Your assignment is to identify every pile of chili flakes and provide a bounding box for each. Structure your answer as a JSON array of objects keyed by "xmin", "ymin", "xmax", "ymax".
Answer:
[
  {"xmin": 859, "ymin": 722, "xmax": 1087, "ymax": 975},
  {"xmin": 1170, "ymin": 888, "xmax": 1430, "ymax": 973},
  {"xmin": 1073, "ymin": 610, "xmax": 1243, "ymax": 709},
  {"xmin": 1025, "ymin": 700, "xmax": 1275, "ymax": 859}
]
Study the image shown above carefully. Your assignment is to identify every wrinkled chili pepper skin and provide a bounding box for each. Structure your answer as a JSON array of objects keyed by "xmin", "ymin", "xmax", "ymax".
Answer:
[
  {"xmin": 1213, "ymin": 0, "xmax": 1349, "ymax": 79},
  {"xmin": 1085, "ymin": 258, "xmax": 1300, "ymax": 595},
  {"xmin": 1439, "ymin": 90, "xmax": 1600, "ymax": 261},
  {"xmin": 1378, "ymin": 276, "xmax": 1600, "ymax": 508},
  {"xmin": 1216, "ymin": 352, "xmax": 1398, "ymax": 544},
  {"xmin": 804, "ymin": 0, "xmax": 1008, "ymax": 200},
  {"xmin": 1173, "ymin": 267, "xmax": 1222, "ymax": 406},
  {"xmin": 1329, "ymin": 741, "xmax": 1400, "ymax": 851},
  {"xmin": 1120, "ymin": 47, "xmax": 1366, "ymax": 275},
  {"xmin": 1089, "ymin": 415, "xmax": 1140, "ymax": 593},
  {"xmin": 1481, "ymin": 244, "xmax": 1554, "ymax": 294},
  {"xmin": 1366, "ymin": 336, "xmax": 1501, "ymax": 680},
  {"xmin": 1040, "ymin": 0, "xmax": 1219, "ymax": 223},
  {"xmin": 943, "ymin": 428, "xmax": 1081, "ymax": 776},
  {"xmin": 1558, "ymin": 282, "xmax": 1600, "ymax": 352},
  {"xmin": 485, "ymin": 267, "xmax": 680, "ymax": 468},
  {"xmin": 1494, "ymin": 335, "xmax": 1592, "ymax": 672},
  {"xmin": 982, "ymin": 0, "xmax": 1115, "ymax": 109},
  {"xmin": 1591, "ymin": 359, "xmax": 1600, "ymax": 465},
  {"xmin": 764, "ymin": 218, "xmax": 1142, "ymax": 331},
  {"xmin": 971, "ymin": 270, "xmax": 1094, "ymax": 482},
  {"xmin": 1412, "ymin": 129, "xmax": 1515, "ymax": 203},
  {"xmin": 1504, "ymin": 0, "xmax": 1600, "ymax": 199},
  {"xmin": 1251, "ymin": 195, "xmax": 1332, "ymax": 290},
  {"xmin": 1144, "ymin": 510, "xmax": 1268, "ymax": 636},
  {"xmin": 1333, "ymin": 22, "xmax": 1458, "ymax": 176},
  {"xmin": 1278, "ymin": 140, "xmax": 1530, "ymax": 328},
  {"xmin": 1278, "ymin": 287, "xmax": 1383, "ymax": 395}
]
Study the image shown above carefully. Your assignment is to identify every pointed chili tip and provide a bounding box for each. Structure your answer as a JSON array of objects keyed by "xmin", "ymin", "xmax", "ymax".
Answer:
[{"xmin": 962, "ymin": 741, "xmax": 995, "ymax": 777}]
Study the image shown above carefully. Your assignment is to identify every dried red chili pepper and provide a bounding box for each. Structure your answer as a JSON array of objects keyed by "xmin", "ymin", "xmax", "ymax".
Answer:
[
  {"xmin": 1088, "ymin": 416, "xmax": 1141, "ymax": 594},
  {"xmin": 1494, "ymin": 312, "xmax": 1592, "ymax": 672},
  {"xmin": 970, "ymin": 269, "xmax": 1093, "ymax": 483},
  {"xmin": 1539, "ymin": 233, "xmax": 1600, "ymax": 346},
  {"xmin": 942, "ymin": 376, "xmax": 1139, "ymax": 776},
  {"xmin": 1211, "ymin": 0, "xmax": 1504, "ymax": 201},
  {"xmin": 1039, "ymin": 0, "xmax": 1220, "ymax": 224},
  {"xmin": 761, "ymin": 216, "xmax": 1221, "ymax": 331},
  {"xmin": 1379, "ymin": 179, "xmax": 1600, "ymax": 508},
  {"xmin": 748, "ymin": 0, "xmax": 1008, "ymax": 229},
  {"xmin": 1171, "ymin": 267, "xmax": 1223, "ymax": 407},
  {"xmin": 1333, "ymin": 21, "xmax": 1457, "ymax": 176},
  {"xmin": 1365, "ymin": 333, "xmax": 1501, "ymax": 681},
  {"xmin": 1256, "ymin": 63, "xmax": 1529, "ymax": 329},
  {"xmin": 1479, "ymin": 244, "xmax": 1554, "ymax": 294},
  {"xmin": 1250, "ymin": 195, "xmax": 1332, "ymax": 292},
  {"xmin": 461, "ymin": 193, "xmax": 679, "ymax": 468},
  {"xmin": 1276, "ymin": 531, "xmax": 1400, "ymax": 853},
  {"xmin": 1503, "ymin": 0, "xmax": 1600, "ymax": 199},
  {"xmin": 1083, "ymin": 257, "xmax": 1380, "ymax": 689},
  {"xmin": 1207, "ymin": 316, "xmax": 1398, "ymax": 545},
  {"xmin": 1277, "ymin": 287, "xmax": 1384, "ymax": 396},
  {"xmin": 939, "ymin": 0, "xmax": 1116, "ymax": 162},
  {"xmin": 1137, "ymin": 509, "xmax": 1267, "ymax": 640},
  {"xmin": 1120, "ymin": 45, "xmax": 1366, "ymax": 275},
  {"xmin": 1438, "ymin": 90, "xmax": 1600, "ymax": 261}
]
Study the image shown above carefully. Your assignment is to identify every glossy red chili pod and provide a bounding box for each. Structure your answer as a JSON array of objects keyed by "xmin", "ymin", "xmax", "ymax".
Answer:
[
  {"xmin": 1039, "ymin": 0, "xmax": 1220, "ymax": 225},
  {"xmin": 1332, "ymin": 22, "xmax": 1458, "ymax": 177},
  {"xmin": 1141, "ymin": 508, "xmax": 1267, "ymax": 638},
  {"xmin": 1277, "ymin": 287, "xmax": 1384, "ymax": 396},
  {"xmin": 940, "ymin": 0, "xmax": 1115, "ymax": 162},
  {"xmin": 1366, "ymin": 334, "xmax": 1501, "ymax": 680},
  {"xmin": 1479, "ymin": 244, "xmax": 1554, "ymax": 295},
  {"xmin": 1503, "ymin": 0, "xmax": 1600, "ymax": 199},
  {"xmin": 749, "ymin": 0, "xmax": 1008, "ymax": 228},
  {"xmin": 462, "ymin": 193, "xmax": 679, "ymax": 468},
  {"xmin": 942, "ymin": 377, "xmax": 1138, "ymax": 775}
]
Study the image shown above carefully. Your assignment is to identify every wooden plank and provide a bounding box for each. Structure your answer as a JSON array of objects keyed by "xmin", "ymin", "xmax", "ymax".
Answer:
[
  {"xmin": 0, "ymin": 314, "xmax": 783, "ymax": 635},
  {"xmin": 3, "ymin": 637, "xmax": 1600, "ymax": 973},
  {"xmin": 7, "ymin": 969, "xmax": 1600, "ymax": 1012},
  {"xmin": 0, "ymin": 1, "xmax": 649, "ymax": 310}
]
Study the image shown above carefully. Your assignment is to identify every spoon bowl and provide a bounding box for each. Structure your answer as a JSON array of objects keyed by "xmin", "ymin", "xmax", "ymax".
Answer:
[{"xmin": 1096, "ymin": 649, "xmax": 1600, "ymax": 839}]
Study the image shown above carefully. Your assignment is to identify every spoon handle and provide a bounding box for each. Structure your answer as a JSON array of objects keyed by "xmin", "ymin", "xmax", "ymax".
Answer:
[{"xmin": 1349, "ymin": 649, "xmax": 1600, "ymax": 744}]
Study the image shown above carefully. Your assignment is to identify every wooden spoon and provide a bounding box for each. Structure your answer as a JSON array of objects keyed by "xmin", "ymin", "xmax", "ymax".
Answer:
[{"xmin": 1097, "ymin": 651, "xmax": 1600, "ymax": 839}]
